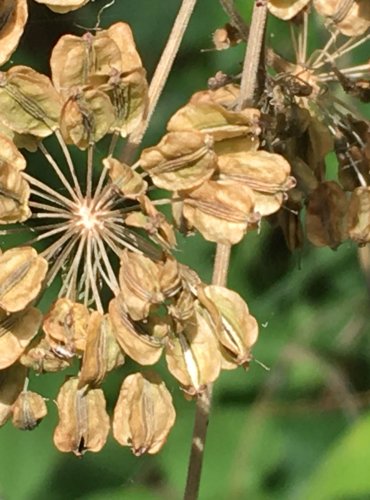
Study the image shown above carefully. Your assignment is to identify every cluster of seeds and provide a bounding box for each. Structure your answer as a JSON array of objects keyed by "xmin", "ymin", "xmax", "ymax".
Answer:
[{"xmin": 0, "ymin": 0, "xmax": 368, "ymax": 458}]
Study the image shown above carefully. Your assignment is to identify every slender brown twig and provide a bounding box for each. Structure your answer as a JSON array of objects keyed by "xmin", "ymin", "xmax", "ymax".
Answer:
[
  {"xmin": 184, "ymin": 3, "xmax": 269, "ymax": 498},
  {"xmin": 121, "ymin": 0, "xmax": 198, "ymax": 163}
]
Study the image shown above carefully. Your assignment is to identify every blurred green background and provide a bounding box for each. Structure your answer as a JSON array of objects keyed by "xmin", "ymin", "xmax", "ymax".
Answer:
[{"xmin": 1, "ymin": 1, "xmax": 370, "ymax": 499}]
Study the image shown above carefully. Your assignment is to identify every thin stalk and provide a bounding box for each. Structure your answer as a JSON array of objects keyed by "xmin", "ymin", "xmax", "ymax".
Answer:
[
  {"xmin": 238, "ymin": 1, "xmax": 268, "ymax": 109},
  {"xmin": 184, "ymin": 2, "xmax": 268, "ymax": 497},
  {"xmin": 55, "ymin": 130, "xmax": 83, "ymax": 200},
  {"xmin": 121, "ymin": 0, "xmax": 198, "ymax": 163}
]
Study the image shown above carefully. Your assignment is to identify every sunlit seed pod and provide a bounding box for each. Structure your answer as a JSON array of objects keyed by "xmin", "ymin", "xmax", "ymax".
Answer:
[
  {"xmin": 78, "ymin": 312, "xmax": 124, "ymax": 389},
  {"xmin": 0, "ymin": 0, "xmax": 28, "ymax": 66},
  {"xmin": 12, "ymin": 391, "xmax": 47, "ymax": 430},
  {"xmin": 268, "ymin": 0, "xmax": 311, "ymax": 20},
  {"xmin": 113, "ymin": 372, "xmax": 176, "ymax": 455},
  {"xmin": 53, "ymin": 377, "xmax": 110, "ymax": 456},
  {"xmin": 0, "ymin": 307, "xmax": 42, "ymax": 370},
  {"xmin": 140, "ymin": 131, "xmax": 217, "ymax": 192}
]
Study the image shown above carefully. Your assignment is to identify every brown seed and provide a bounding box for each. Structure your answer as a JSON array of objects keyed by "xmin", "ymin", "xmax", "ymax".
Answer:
[
  {"xmin": 53, "ymin": 377, "xmax": 110, "ymax": 456},
  {"xmin": 12, "ymin": 391, "xmax": 47, "ymax": 430},
  {"xmin": 112, "ymin": 372, "xmax": 176, "ymax": 455}
]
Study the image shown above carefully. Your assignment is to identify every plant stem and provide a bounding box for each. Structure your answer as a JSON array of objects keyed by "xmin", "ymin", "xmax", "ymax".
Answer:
[
  {"xmin": 183, "ymin": 244, "xmax": 231, "ymax": 500},
  {"xmin": 121, "ymin": 0, "xmax": 198, "ymax": 163},
  {"xmin": 183, "ymin": 2, "xmax": 269, "ymax": 498},
  {"xmin": 239, "ymin": 1, "xmax": 268, "ymax": 109}
]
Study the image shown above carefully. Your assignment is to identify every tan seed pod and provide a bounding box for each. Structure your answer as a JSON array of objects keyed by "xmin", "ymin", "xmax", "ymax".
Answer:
[
  {"xmin": 0, "ymin": 363, "xmax": 26, "ymax": 426},
  {"xmin": 0, "ymin": 247, "xmax": 47, "ymax": 313},
  {"xmin": 109, "ymin": 297, "xmax": 164, "ymax": 366},
  {"xmin": 103, "ymin": 157, "xmax": 147, "ymax": 199},
  {"xmin": 0, "ymin": 0, "xmax": 28, "ymax": 66},
  {"xmin": 119, "ymin": 250, "xmax": 164, "ymax": 321},
  {"xmin": 12, "ymin": 391, "xmax": 47, "ymax": 430},
  {"xmin": 182, "ymin": 180, "xmax": 257, "ymax": 245},
  {"xmin": 113, "ymin": 371, "xmax": 176, "ymax": 455},
  {"xmin": 0, "ymin": 66, "xmax": 62, "ymax": 137},
  {"xmin": 212, "ymin": 23, "xmax": 242, "ymax": 50},
  {"xmin": 306, "ymin": 181, "xmax": 349, "ymax": 248},
  {"xmin": 20, "ymin": 337, "xmax": 71, "ymax": 373},
  {"xmin": 218, "ymin": 151, "xmax": 295, "ymax": 216},
  {"xmin": 0, "ymin": 132, "xmax": 26, "ymax": 171},
  {"xmin": 199, "ymin": 285, "xmax": 259, "ymax": 368},
  {"xmin": 140, "ymin": 131, "xmax": 217, "ymax": 191},
  {"xmin": 60, "ymin": 88, "xmax": 115, "ymax": 149},
  {"xmin": 165, "ymin": 301, "xmax": 222, "ymax": 396},
  {"xmin": 33, "ymin": 0, "xmax": 89, "ymax": 14},
  {"xmin": 167, "ymin": 94, "xmax": 260, "ymax": 142},
  {"xmin": 51, "ymin": 22, "xmax": 144, "ymax": 92},
  {"xmin": 53, "ymin": 377, "xmax": 110, "ymax": 456},
  {"xmin": 268, "ymin": 0, "xmax": 311, "ymax": 20},
  {"xmin": 0, "ymin": 307, "xmax": 42, "ymax": 370},
  {"xmin": 43, "ymin": 298, "xmax": 90, "ymax": 356},
  {"xmin": 313, "ymin": 0, "xmax": 370, "ymax": 36},
  {"xmin": 78, "ymin": 312, "xmax": 124, "ymax": 389},
  {"xmin": 0, "ymin": 163, "xmax": 30, "ymax": 224}
]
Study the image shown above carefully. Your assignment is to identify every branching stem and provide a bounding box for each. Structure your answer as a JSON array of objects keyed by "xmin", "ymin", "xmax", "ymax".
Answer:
[{"xmin": 184, "ymin": 3, "xmax": 268, "ymax": 497}]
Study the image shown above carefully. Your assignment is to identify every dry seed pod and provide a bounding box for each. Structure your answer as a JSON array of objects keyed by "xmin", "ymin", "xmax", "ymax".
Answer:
[
  {"xmin": 51, "ymin": 22, "xmax": 144, "ymax": 92},
  {"xmin": 125, "ymin": 195, "xmax": 177, "ymax": 249},
  {"xmin": 0, "ymin": 132, "xmax": 26, "ymax": 171},
  {"xmin": 182, "ymin": 180, "xmax": 257, "ymax": 245},
  {"xmin": 313, "ymin": 0, "xmax": 370, "ymax": 36},
  {"xmin": 0, "ymin": 66, "xmax": 62, "ymax": 137},
  {"xmin": 0, "ymin": 164, "xmax": 30, "ymax": 223},
  {"xmin": 12, "ymin": 391, "xmax": 47, "ymax": 430},
  {"xmin": 78, "ymin": 312, "xmax": 124, "ymax": 389},
  {"xmin": 104, "ymin": 67, "xmax": 149, "ymax": 138},
  {"xmin": 20, "ymin": 337, "xmax": 71, "ymax": 373},
  {"xmin": 268, "ymin": 0, "xmax": 311, "ymax": 20},
  {"xmin": 0, "ymin": 0, "xmax": 28, "ymax": 66},
  {"xmin": 0, "ymin": 250, "xmax": 47, "ymax": 311},
  {"xmin": 0, "ymin": 363, "xmax": 26, "ymax": 426},
  {"xmin": 0, "ymin": 307, "xmax": 42, "ymax": 370},
  {"xmin": 53, "ymin": 377, "xmax": 110, "ymax": 456},
  {"xmin": 218, "ymin": 151, "xmax": 295, "ymax": 216},
  {"xmin": 60, "ymin": 88, "xmax": 115, "ymax": 149},
  {"xmin": 277, "ymin": 199, "xmax": 304, "ymax": 252},
  {"xmin": 200, "ymin": 286, "xmax": 259, "ymax": 368},
  {"xmin": 167, "ymin": 94, "xmax": 260, "ymax": 142},
  {"xmin": 109, "ymin": 297, "xmax": 164, "ymax": 365},
  {"xmin": 103, "ymin": 157, "xmax": 147, "ymax": 199},
  {"xmin": 140, "ymin": 131, "xmax": 217, "ymax": 191},
  {"xmin": 34, "ymin": 0, "xmax": 89, "ymax": 14},
  {"xmin": 212, "ymin": 23, "xmax": 242, "ymax": 50},
  {"xmin": 348, "ymin": 187, "xmax": 370, "ymax": 245},
  {"xmin": 119, "ymin": 250, "xmax": 164, "ymax": 321},
  {"xmin": 43, "ymin": 298, "xmax": 90, "ymax": 356},
  {"xmin": 113, "ymin": 372, "xmax": 176, "ymax": 455},
  {"xmin": 306, "ymin": 181, "xmax": 348, "ymax": 249},
  {"xmin": 165, "ymin": 302, "xmax": 222, "ymax": 396}
]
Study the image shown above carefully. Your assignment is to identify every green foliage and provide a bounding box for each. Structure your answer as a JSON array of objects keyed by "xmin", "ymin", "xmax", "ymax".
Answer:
[{"xmin": 0, "ymin": 1, "xmax": 369, "ymax": 499}]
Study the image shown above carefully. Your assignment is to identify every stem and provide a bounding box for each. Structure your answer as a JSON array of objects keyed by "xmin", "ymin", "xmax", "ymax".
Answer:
[
  {"xmin": 184, "ymin": 2, "xmax": 268, "ymax": 497},
  {"xmin": 184, "ymin": 244, "xmax": 231, "ymax": 500},
  {"xmin": 120, "ymin": 0, "xmax": 198, "ymax": 163},
  {"xmin": 239, "ymin": 1, "xmax": 268, "ymax": 109}
]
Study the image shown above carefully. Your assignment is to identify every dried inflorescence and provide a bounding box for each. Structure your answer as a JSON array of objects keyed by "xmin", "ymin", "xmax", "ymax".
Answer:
[
  {"xmin": 0, "ymin": 0, "xmax": 368, "ymax": 460},
  {"xmin": 0, "ymin": 16, "xmax": 261, "ymax": 456}
]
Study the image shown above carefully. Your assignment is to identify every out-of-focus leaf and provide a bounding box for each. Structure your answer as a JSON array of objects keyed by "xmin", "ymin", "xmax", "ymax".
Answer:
[{"xmin": 304, "ymin": 412, "xmax": 370, "ymax": 500}]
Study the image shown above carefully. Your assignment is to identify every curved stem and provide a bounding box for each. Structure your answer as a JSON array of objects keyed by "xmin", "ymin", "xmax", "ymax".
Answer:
[{"xmin": 120, "ymin": 0, "xmax": 198, "ymax": 163}]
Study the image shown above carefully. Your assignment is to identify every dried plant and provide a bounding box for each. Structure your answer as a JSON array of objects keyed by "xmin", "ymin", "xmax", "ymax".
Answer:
[{"xmin": 0, "ymin": 0, "xmax": 369, "ymax": 498}]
